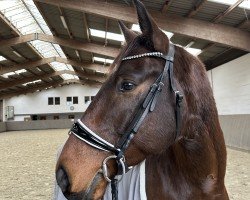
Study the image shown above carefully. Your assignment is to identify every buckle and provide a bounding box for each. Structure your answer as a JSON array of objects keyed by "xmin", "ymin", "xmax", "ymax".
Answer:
[
  {"xmin": 102, "ymin": 155, "xmax": 126, "ymax": 182},
  {"xmin": 157, "ymin": 82, "xmax": 164, "ymax": 91},
  {"xmin": 175, "ymin": 91, "xmax": 183, "ymax": 105}
]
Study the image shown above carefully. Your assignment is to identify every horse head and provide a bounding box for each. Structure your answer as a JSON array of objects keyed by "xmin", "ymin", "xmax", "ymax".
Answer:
[{"xmin": 55, "ymin": 0, "xmax": 227, "ymax": 199}]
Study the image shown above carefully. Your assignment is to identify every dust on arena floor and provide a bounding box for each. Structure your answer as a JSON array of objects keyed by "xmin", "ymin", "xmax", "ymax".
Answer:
[{"xmin": 0, "ymin": 129, "xmax": 249, "ymax": 200}]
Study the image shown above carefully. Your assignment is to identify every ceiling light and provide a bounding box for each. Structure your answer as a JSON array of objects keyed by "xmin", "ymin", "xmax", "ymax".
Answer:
[
  {"xmin": 13, "ymin": 51, "xmax": 22, "ymax": 57},
  {"xmin": 208, "ymin": 0, "xmax": 250, "ymax": 9},
  {"xmin": 131, "ymin": 24, "xmax": 140, "ymax": 32},
  {"xmin": 75, "ymin": 50, "xmax": 80, "ymax": 57},
  {"xmin": 93, "ymin": 57, "xmax": 113, "ymax": 64},
  {"xmin": 186, "ymin": 47, "xmax": 202, "ymax": 56},
  {"xmin": 2, "ymin": 72, "xmax": 15, "ymax": 78},
  {"xmin": 185, "ymin": 41, "xmax": 195, "ymax": 48},
  {"xmin": 239, "ymin": 1, "xmax": 250, "ymax": 10},
  {"xmin": 15, "ymin": 69, "xmax": 27, "ymax": 74},
  {"xmin": 60, "ymin": 16, "xmax": 68, "ymax": 29},
  {"xmin": 89, "ymin": 28, "xmax": 124, "ymax": 42},
  {"xmin": 208, "ymin": 0, "xmax": 238, "ymax": 6},
  {"xmin": 0, "ymin": 55, "xmax": 7, "ymax": 61},
  {"xmin": 22, "ymin": 79, "xmax": 42, "ymax": 86},
  {"xmin": 61, "ymin": 74, "xmax": 75, "ymax": 80}
]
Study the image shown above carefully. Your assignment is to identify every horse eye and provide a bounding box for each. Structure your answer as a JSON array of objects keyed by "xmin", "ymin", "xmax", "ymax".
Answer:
[{"xmin": 120, "ymin": 82, "xmax": 135, "ymax": 91}]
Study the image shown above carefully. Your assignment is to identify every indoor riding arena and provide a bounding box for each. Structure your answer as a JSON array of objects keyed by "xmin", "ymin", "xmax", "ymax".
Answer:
[{"xmin": 0, "ymin": 0, "xmax": 249, "ymax": 200}]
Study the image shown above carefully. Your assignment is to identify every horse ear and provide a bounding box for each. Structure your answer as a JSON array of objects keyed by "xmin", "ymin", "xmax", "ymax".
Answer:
[
  {"xmin": 118, "ymin": 20, "xmax": 137, "ymax": 43},
  {"xmin": 133, "ymin": 0, "xmax": 169, "ymax": 53}
]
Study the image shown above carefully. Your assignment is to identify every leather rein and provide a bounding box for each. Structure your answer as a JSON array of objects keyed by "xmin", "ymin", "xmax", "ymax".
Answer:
[{"xmin": 68, "ymin": 43, "xmax": 183, "ymax": 200}]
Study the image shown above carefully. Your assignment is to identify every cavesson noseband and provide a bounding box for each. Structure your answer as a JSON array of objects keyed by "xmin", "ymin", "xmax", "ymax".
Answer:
[{"xmin": 68, "ymin": 43, "xmax": 183, "ymax": 200}]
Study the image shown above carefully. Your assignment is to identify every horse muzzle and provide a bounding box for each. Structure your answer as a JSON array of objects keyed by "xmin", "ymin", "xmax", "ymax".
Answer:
[{"xmin": 56, "ymin": 166, "xmax": 108, "ymax": 200}]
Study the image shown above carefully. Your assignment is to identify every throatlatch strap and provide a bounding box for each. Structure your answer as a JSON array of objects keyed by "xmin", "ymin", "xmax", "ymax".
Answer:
[
  {"xmin": 175, "ymin": 92, "xmax": 183, "ymax": 139},
  {"xmin": 111, "ymin": 178, "xmax": 118, "ymax": 200}
]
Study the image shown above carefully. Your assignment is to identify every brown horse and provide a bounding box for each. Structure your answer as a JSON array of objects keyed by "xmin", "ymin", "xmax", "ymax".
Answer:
[{"xmin": 55, "ymin": 0, "xmax": 228, "ymax": 199}]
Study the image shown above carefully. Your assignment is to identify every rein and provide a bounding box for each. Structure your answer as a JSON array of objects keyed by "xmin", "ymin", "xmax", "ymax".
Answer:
[{"xmin": 68, "ymin": 43, "xmax": 183, "ymax": 200}]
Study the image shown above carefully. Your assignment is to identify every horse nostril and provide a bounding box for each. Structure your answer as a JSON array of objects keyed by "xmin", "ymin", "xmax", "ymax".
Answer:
[{"xmin": 56, "ymin": 167, "xmax": 70, "ymax": 194}]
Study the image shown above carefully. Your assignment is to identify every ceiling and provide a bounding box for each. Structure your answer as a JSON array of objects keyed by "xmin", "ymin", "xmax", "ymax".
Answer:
[{"xmin": 0, "ymin": 0, "xmax": 249, "ymax": 99}]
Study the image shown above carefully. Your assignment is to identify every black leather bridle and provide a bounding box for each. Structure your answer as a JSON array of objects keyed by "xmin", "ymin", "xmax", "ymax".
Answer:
[{"xmin": 68, "ymin": 43, "xmax": 183, "ymax": 200}]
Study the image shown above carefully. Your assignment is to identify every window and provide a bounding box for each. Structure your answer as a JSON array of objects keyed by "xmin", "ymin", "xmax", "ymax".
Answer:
[
  {"xmin": 48, "ymin": 97, "xmax": 53, "ymax": 105},
  {"xmin": 66, "ymin": 96, "xmax": 72, "ymax": 106},
  {"xmin": 32, "ymin": 115, "xmax": 38, "ymax": 120},
  {"xmin": 66, "ymin": 97, "xmax": 72, "ymax": 102},
  {"xmin": 40, "ymin": 116, "xmax": 46, "ymax": 120},
  {"xmin": 73, "ymin": 96, "xmax": 78, "ymax": 104},
  {"xmin": 55, "ymin": 97, "xmax": 60, "ymax": 105},
  {"xmin": 91, "ymin": 96, "xmax": 95, "ymax": 101},
  {"xmin": 24, "ymin": 117, "xmax": 31, "ymax": 121},
  {"xmin": 54, "ymin": 116, "xmax": 59, "ymax": 120},
  {"xmin": 68, "ymin": 115, "xmax": 75, "ymax": 119},
  {"xmin": 85, "ymin": 96, "xmax": 90, "ymax": 103}
]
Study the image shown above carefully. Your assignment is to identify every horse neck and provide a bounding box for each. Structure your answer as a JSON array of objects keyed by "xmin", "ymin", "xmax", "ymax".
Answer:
[
  {"xmin": 145, "ymin": 114, "xmax": 227, "ymax": 199},
  {"xmin": 146, "ymin": 57, "xmax": 229, "ymax": 199}
]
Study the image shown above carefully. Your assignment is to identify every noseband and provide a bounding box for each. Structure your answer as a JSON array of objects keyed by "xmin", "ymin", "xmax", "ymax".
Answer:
[{"xmin": 68, "ymin": 43, "xmax": 183, "ymax": 199}]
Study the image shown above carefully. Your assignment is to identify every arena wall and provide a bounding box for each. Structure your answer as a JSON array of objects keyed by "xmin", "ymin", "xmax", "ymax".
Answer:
[
  {"xmin": 0, "ymin": 122, "xmax": 6, "ymax": 133},
  {"xmin": 3, "ymin": 84, "xmax": 100, "ymax": 121},
  {"xmin": 219, "ymin": 115, "xmax": 250, "ymax": 151},
  {"xmin": 208, "ymin": 53, "xmax": 250, "ymax": 151},
  {"xmin": 207, "ymin": 53, "xmax": 250, "ymax": 115},
  {"xmin": 5, "ymin": 119, "xmax": 73, "ymax": 131}
]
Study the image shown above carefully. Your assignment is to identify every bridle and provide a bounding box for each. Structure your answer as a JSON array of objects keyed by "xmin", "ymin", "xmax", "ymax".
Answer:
[{"xmin": 68, "ymin": 43, "xmax": 183, "ymax": 200}]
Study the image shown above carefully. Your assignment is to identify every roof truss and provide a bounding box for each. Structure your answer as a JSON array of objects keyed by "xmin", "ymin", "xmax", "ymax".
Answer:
[
  {"xmin": 33, "ymin": 0, "xmax": 250, "ymax": 52},
  {"xmin": 0, "ymin": 33, "xmax": 120, "ymax": 58}
]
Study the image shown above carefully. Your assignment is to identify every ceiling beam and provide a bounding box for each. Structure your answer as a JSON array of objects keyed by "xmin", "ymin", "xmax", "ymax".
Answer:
[
  {"xmin": 0, "ymin": 57, "xmax": 54, "ymax": 75},
  {"xmin": 37, "ymin": 34, "xmax": 119, "ymax": 57},
  {"xmin": 1, "ymin": 80, "xmax": 74, "ymax": 99},
  {"xmin": 0, "ymin": 33, "xmax": 120, "ymax": 57},
  {"xmin": 82, "ymin": 13, "xmax": 91, "ymax": 41},
  {"xmin": 237, "ymin": 14, "xmax": 250, "ymax": 28},
  {"xmin": 34, "ymin": 0, "xmax": 250, "ymax": 52},
  {"xmin": 0, "ymin": 11, "xmax": 20, "ymax": 36},
  {"xmin": 82, "ymin": 12, "xmax": 94, "ymax": 60},
  {"xmin": 161, "ymin": 0, "xmax": 174, "ymax": 14},
  {"xmin": 65, "ymin": 70, "xmax": 106, "ymax": 83},
  {"xmin": 0, "ymin": 33, "xmax": 35, "ymax": 47},
  {"xmin": 187, "ymin": 0, "xmax": 207, "ymax": 18},
  {"xmin": 197, "ymin": 0, "xmax": 244, "ymax": 56},
  {"xmin": 198, "ymin": 43, "xmax": 215, "ymax": 56},
  {"xmin": 0, "ymin": 71, "xmax": 63, "ymax": 90},
  {"xmin": 0, "ymin": 57, "xmax": 108, "ymax": 75},
  {"xmin": 55, "ymin": 57, "xmax": 109, "ymax": 73},
  {"xmin": 213, "ymin": 0, "xmax": 244, "ymax": 23},
  {"xmin": 0, "ymin": 70, "xmax": 104, "ymax": 90},
  {"xmin": 1, "ymin": 80, "xmax": 64, "ymax": 99},
  {"xmin": 205, "ymin": 48, "xmax": 246, "ymax": 70}
]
